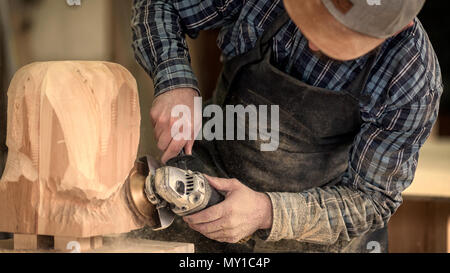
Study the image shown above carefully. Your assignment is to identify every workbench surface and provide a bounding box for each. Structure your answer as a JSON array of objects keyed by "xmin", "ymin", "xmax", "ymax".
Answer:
[
  {"xmin": 403, "ymin": 138, "xmax": 450, "ymax": 199},
  {"xmin": 0, "ymin": 236, "xmax": 195, "ymax": 253}
]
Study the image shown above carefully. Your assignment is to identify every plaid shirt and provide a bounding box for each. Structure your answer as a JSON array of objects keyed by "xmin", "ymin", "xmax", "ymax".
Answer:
[{"xmin": 131, "ymin": 0, "xmax": 443, "ymax": 244}]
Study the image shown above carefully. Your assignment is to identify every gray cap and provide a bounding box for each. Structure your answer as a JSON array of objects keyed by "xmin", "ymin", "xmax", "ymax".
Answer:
[{"xmin": 322, "ymin": 0, "xmax": 426, "ymax": 38}]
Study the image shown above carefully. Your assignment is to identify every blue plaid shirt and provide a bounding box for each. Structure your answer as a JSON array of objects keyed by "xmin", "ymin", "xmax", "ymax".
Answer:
[{"xmin": 131, "ymin": 0, "xmax": 443, "ymax": 244}]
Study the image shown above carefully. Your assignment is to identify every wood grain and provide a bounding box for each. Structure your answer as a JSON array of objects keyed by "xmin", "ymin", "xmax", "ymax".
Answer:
[{"xmin": 0, "ymin": 61, "xmax": 144, "ymax": 238}]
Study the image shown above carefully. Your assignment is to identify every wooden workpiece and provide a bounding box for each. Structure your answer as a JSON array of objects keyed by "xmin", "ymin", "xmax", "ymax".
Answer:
[{"xmin": 0, "ymin": 61, "xmax": 144, "ymax": 251}]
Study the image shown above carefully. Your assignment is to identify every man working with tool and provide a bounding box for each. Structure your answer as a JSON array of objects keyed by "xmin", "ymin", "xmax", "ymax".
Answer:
[{"xmin": 131, "ymin": 0, "xmax": 442, "ymax": 252}]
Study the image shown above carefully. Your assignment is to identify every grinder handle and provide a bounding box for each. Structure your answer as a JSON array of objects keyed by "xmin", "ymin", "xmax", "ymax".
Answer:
[{"xmin": 206, "ymin": 184, "xmax": 225, "ymax": 208}]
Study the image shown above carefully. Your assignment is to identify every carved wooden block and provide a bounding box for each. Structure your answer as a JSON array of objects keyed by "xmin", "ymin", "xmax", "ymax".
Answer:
[{"xmin": 0, "ymin": 61, "xmax": 143, "ymax": 247}]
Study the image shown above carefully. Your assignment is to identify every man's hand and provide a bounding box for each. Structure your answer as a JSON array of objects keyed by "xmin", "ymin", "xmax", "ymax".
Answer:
[
  {"xmin": 150, "ymin": 88, "xmax": 200, "ymax": 163},
  {"xmin": 183, "ymin": 175, "xmax": 273, "ymax": 243}
]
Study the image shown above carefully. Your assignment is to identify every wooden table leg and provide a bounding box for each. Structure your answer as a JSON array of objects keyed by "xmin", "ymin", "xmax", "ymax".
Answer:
[{"xmin": 14, "ymin": 234, "xmax": 51, "ymax": 250}]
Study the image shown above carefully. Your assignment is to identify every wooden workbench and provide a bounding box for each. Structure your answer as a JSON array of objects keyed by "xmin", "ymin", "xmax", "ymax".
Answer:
[
  {"xmin": 0, "ymin": 235, "xmax": 194, "ymax": 253},
  {"xmin": 388, "ymin": 138, "xmax": 450, "ymax": 253}
]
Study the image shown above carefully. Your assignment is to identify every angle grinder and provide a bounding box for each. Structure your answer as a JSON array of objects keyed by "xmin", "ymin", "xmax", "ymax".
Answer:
[{"xmin": 125, "ymin": 152, "xmax": 225, "ymax": 230}]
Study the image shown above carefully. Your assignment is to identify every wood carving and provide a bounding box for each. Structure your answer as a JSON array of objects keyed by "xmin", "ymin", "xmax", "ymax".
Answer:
[{"xmin": 0, "ymin": 61, "xmax": 143, "ymax": 247}]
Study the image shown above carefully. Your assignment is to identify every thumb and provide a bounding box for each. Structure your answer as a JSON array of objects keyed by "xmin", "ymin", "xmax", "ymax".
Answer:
[
  {"xmin": 184, "ymin": 139, "xmax": 195, "ymax": 155},
  {"xmin": 204, "ymin": 175, "xmax": 237, "ymax": 193}
]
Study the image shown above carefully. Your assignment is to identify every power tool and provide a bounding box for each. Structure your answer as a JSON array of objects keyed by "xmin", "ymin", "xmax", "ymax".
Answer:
[{"xmin": 124, "ymin": 152, "xmax": 225, "ymax": 230}]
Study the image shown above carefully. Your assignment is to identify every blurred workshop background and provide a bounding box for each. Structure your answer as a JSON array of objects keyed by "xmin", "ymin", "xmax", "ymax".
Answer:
[{"xmin": 0, "ymin": 0, "xmax": 449, "ymax": 253}]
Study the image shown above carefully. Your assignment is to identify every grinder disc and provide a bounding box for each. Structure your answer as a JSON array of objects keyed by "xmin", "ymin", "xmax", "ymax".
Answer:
[{"xmin": 125, "ymin": 167, "xmax": 159, "ymax": 228}]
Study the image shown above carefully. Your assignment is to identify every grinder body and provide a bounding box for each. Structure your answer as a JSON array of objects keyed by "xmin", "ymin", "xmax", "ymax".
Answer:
[
  {"xmin": 125, "ymin": 154, "xmax": 225, "ymax": 230},
  {"xmin": 147, "ymin": 166, "xmax": 224, "ymax": 216}
]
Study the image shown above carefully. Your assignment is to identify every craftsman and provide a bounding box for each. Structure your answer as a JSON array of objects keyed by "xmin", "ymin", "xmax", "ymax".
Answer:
[{"xmin": 131, "ymin": 0, "xmax": 442, "ymax": 252}]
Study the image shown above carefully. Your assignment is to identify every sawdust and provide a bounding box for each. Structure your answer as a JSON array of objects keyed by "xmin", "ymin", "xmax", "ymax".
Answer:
[{"xmin": 0, "ymin": 233, "xmax": 194, "ymax": 253}]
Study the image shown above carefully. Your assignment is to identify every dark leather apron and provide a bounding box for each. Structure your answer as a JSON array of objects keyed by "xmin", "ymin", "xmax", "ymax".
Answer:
[{"xmin": 140, "ymin": 12, "xmax": 388, "ymax": 253}]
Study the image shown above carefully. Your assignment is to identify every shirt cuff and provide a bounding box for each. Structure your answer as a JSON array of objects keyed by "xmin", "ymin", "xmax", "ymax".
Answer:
[
  {"xmin": 153, "ymin": 57, "xmax": 201, "ymax": 97},
  {"xmin": 259, "ymin": 192, "xmax": 308, "ymax": 242}
]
